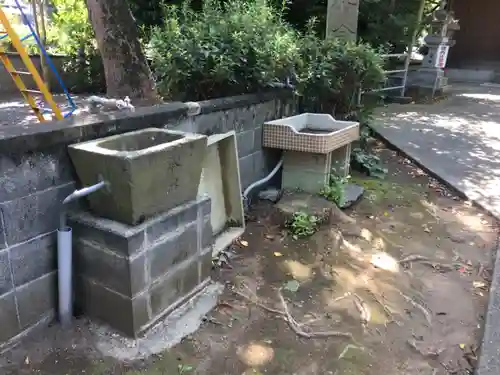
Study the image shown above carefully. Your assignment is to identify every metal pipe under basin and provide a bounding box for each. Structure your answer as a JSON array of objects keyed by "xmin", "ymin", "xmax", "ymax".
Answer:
[{"xmin": 58, "ymin": 180, "xmax": 109, "ymax": 328}]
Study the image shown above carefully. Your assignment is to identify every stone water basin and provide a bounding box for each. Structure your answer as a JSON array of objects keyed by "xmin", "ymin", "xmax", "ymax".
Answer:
[
  {"xmin": 68, "ymin": 128, "xmax": 207, "ymax": 225},
  {"xmin": 263, "ymin": 113, "xmax": 359, "ymax": 193},
  {"xmin": 263, "ymin": 113, "xmax": 359, "ymax": 153}
]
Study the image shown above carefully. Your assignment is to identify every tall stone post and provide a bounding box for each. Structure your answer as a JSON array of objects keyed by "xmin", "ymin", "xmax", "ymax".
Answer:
[{"xmin": 326, "ymin": 0, "xmax": 360, "ymax": 41}]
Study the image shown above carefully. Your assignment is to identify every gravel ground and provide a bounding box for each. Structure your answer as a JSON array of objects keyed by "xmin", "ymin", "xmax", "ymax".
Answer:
[{"xmin": 0, "ymin": 94, "xmax": 91, "ymax": 126}]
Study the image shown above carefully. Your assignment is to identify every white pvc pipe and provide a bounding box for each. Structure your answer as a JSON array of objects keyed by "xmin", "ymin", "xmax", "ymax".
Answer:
[
  {"xmin": 243, "ymin": 156, "xmax": 284, "ymax": 206},
  {"xmin": 57, "ymin": 179, "xmax": 108, "ymax": 327},
  {"xmin": 57, "ymin": 227, "xmax": 72, "ymax": 328},
  {"xmin": 63, "ymin": 180, "xmax": 108, "ymax": 204}
]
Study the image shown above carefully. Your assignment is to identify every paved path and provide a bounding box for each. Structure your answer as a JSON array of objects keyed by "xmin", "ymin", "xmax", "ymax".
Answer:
[
  {"xmin": 372, "ymin": 83, "xmax": 500, "ymax": 375},
  {"xmin": 373, "ymin": 84, "xmax": 500, "ymax": 219}
]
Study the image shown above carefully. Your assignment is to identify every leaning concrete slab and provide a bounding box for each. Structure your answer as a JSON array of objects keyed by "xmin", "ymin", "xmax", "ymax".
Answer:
[{"xmin": 371, "ymin": 83, "xmax": 500, "ymax": 375}]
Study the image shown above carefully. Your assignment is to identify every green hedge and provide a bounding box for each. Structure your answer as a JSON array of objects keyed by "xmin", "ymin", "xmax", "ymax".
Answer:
[
  {"xmin": 42, "ymin": 0, "xmax": 385, "ymax": 112},
  {"xmin": 148, "ymin": 0, "xmax": 385, "ymax": 115}
]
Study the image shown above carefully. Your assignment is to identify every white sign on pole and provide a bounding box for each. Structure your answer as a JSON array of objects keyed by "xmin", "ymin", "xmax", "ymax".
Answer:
[{"xmin": 435, "ymin": 44, "xmax": 450, "ymax": 68}]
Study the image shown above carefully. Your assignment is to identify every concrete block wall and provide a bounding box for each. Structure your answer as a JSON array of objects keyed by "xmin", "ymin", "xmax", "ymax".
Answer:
[
  {"xmin": 0, "ymin": 91, "xmax": 297, "ymax": 347},
  {"xmin": 0, "ymin": 148, "xmax": 76, "ymax": 345}
]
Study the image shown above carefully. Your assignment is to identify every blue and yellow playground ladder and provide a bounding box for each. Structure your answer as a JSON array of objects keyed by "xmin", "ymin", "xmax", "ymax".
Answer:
[{"xmin": 0, "ymin": 0, "xmax": 76, "ymax": 122}]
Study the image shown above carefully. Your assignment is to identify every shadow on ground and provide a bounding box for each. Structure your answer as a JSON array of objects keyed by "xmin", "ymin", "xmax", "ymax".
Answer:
[{"xmin": 372, "ymin": 83, "xmax": 500, "ymax": 218}]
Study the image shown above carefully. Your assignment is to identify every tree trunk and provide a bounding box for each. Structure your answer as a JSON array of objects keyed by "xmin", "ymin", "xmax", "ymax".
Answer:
[{"xmin": 84, "ymin": 0, "xmax": 159, "ymax": 102}]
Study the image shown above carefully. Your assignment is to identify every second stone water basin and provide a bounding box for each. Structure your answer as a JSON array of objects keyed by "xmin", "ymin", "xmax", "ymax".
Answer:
[
  {"xmin": 263, "ymin": 113, "xmax": 359, "ymax": 154},
  {"xmin": 68, "ymin": 128, "xmax": 207, "ymax": 225}
]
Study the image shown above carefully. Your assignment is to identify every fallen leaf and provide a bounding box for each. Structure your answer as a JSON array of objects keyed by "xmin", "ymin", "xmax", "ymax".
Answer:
[
  {"xmin": 273, "ymin": 252, "xmax": 283, "ymax": 257},
  {"xmin": 283, "ymin": 280, "xmax": 300, "ymax": 293},
  {"xmin": 473, "ymin": 281, "xmax": 487, "ymax": 289},
  {"xmin": 459, "ymin": 343, "xmax": 466, "ymax": 350},
  {"xmin": 383, "ymin": 212, "xmax": 389, "ymax": 216},
  {"xmin": 338, "ymin": 344, "xmax": 363, "ymax": 360},
  {"xmin": 178, "ymin": 364, "xmax": 195, "ymax": 374},
  {"xmin": 240, "ymin": 240, "xmax": 248, "ymax": 247}
]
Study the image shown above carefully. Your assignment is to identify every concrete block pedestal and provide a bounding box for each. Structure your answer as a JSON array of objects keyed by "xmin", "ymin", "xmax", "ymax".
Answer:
[
  {"xmin": 282, "ymin": 151, "xmax": 332, "ymax": 193},
  {"xmin": 282, "ymin": 144, "xmax": 352, "ymax": 193},
  {"xmin": 68, "ymin": 197, "xmax": 213, "ymax": 337}
]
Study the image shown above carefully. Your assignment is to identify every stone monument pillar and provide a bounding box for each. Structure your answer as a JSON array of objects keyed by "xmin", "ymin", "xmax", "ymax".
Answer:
[
  {"xmin": 412, "ymin": 8, "xmax": 460, "ymax": 96},
  {"xmin": 326, "ymin": 0, "xmax": 360, "ymax": 41}
]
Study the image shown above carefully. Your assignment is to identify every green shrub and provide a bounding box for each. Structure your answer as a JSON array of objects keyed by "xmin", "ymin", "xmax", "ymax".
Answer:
[
  {"xmin": 0, "ymin": 24, "xmax": 39, "ymax": 53},
  {"xmin": 295, "ymin": 20, "xmax": 385, "ymax": 116},
  {"xmin": 320, "ymin": 173, "xmax": 349, "ymax": 206},
  {"xmin": 148, "ymin": 0, "xmax": 300, "ymax": 101},
  {"xmin": 286, "ymin": 212, "xmax": 318, "ymax": 239},
  {"xmin": 46, "ymin": 0, "xmax": 105, "ymax": 93},
  {"xmin": 148, "ymin": 0, "xmax": 384, "ymax": 114}
]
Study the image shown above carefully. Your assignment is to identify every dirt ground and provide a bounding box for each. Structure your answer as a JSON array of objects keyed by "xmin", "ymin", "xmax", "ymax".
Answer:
[{"xmin": 1, "ymin": 144, "xmax": 498, "ymax": 375}]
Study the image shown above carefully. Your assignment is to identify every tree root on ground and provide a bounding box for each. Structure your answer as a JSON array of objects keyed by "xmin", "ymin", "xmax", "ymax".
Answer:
[
  {"xmin": 232, "ymin": 287, "xmax": 353, "ymax": 340},
  {"xmin": 399, "ymin": 291, "xmax": 432, "ymax": 325},
  {"xmin": 337, "ymin": 344, "xmax": 364, "ymax": 360},
  {"xmin": 406, "ymin": 339, "xmax": 444, "ymax": 358},
  {"xmin": 332, "ymin": 292, "xmax": 352, "ymax": 303},
  {"xmin": 329, "ymin": 204, "xmax": 357, "ymax": 225},
  {"xmin": 363, "ymin": 288, "xmax": 401, "ymax": 326},
  {"xmin": 353, "ymin": 293, "xmax": 371, "ymax": 327},
  {"xmin": 399, "ymin": 254, "xmax": 455, "ymax": 272}
]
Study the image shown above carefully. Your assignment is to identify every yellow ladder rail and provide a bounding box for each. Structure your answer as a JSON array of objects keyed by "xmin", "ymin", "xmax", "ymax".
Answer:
[
  {"xmin": 0, "ymin": 8, "xmax": 63, "ymax": 122},
  {"xmin": 0, "ymin": 47, "xmax": 45, "ymax": 122}
]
